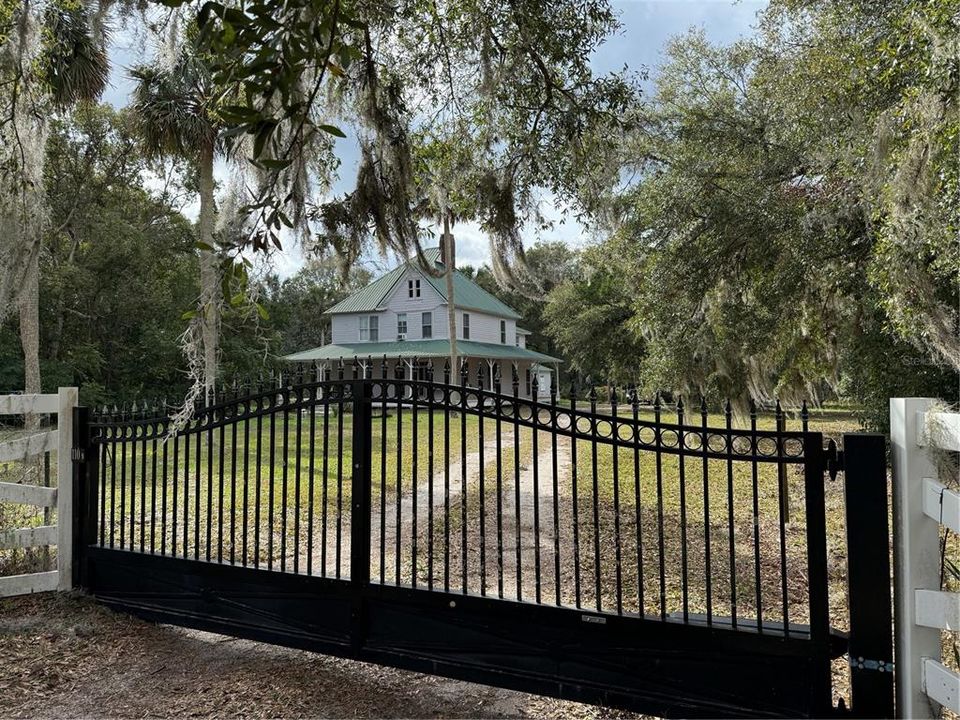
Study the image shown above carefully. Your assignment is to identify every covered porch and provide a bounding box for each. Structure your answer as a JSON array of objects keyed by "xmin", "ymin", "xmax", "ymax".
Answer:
[{"xmin": 282, "ymin": 340, "xmax": 560, "ymax": 399}]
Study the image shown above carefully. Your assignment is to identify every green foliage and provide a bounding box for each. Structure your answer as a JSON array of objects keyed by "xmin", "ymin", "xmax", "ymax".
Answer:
[
  {"xmin": 2, "ymin": 104, "xmax": 357, "ymax": 406},
  {"xmin": 553, "ymin": 1, "xmax": 958, "ymax": 425},
  {"xmin": 466, "ymin": 241, "xmax": 579, "ymax": 352},
  {"xmin": 262, "ymin": 259, "xmax": 372, "ymax": 355},
  {"xmin": 542, "ymin": 241, "xmax": 644, "ymax": 385}
]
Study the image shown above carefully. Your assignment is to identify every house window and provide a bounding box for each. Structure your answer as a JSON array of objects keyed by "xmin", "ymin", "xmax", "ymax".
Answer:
[
  {"xmin": 422, "ymin": 311, "xmax": 432, "ymax": 339},
  {"xmin": 414, "ymin": 360, "xmax": 430, "ymax": 381},
  {"xmin": 397, "ymin": 313, "xmax": 407, "ymax": 339},
  {"xmin": 462, "ymin": 312, "xmax": 470, "ymax": 340},
  {"xmin": 500, "ymin": 320, "xmax": 506, "ymax": 344},
  {"xmin": 408, "ymin": 279, "xmax": 420, "ymax": 298},
  {"xmin": 360, "ymin": 315, "xmax": 379, "ymax": 342}
]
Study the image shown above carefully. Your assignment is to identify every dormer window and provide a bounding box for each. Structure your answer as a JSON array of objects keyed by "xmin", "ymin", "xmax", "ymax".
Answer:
[
  {"xmin": 500, "ymin": 320, "xmax": 506, "ymax": 344},
  {"xmin": 408, "ymin": 279, "xmax": 420, "ymax": 298}
]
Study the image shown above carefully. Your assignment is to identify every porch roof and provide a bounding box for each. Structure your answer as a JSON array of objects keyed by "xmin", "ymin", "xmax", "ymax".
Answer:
[{"xmin": 282, "ymin": 339, "xmax": 561, "ymax": 364}]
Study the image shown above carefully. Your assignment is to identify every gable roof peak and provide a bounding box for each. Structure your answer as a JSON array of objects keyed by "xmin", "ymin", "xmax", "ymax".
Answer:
[{"xmin": 325, "ymin": 247, "xmax": 521, "ymax": 319}]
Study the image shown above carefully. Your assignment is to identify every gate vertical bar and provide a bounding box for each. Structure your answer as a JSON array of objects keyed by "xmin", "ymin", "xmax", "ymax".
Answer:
[
  {"xmin": 350, "ymin": 379, "xmax": 373, "ymax": 655},
  {"xmin": 803, "ymin": 432, "xmax": 833, "ymax": 714},
  {"xmin": 843, "ymin": 433, "xmax": 894, "ymax": 718}
]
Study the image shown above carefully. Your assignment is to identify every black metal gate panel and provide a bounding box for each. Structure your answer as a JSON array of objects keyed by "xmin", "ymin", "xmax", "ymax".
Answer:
[{"xmin": 71, "ymin": 367, "xmax": 893, "ymax": 718}]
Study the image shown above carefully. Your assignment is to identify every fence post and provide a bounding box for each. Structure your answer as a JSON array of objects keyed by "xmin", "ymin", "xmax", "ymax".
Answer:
[
  {"xmin": 56, "ymin": 387, "xmax": 78, "ymax": 591},
  {"xmin": 890, "ymin": 398, "xmax": 940, "ymax": 719},
  {"xmin": 843, "ymin": 433, "xmax": 894, "ymax": 718},
  {"xmin": 802, "ymin": 432, "xmax": 834, "ymax": 714},
  {"xmin": 350, "ymin": 379, "xmax": 373, "ymax": 655},
  {"xmin": 71, "ymin": 405, "xmax": 96, "ymax": 589}
]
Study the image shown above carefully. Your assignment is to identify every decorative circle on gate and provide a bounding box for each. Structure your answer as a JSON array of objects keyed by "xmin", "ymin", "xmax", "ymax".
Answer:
[
  {"xmin": 594, "ymin": 420, "xmax": 613, "ymax": 439},
  {"xmin": 707, "ymin": 434, "xmax": 727, "ymax": 453},
  {"xmin": 575, "ymin": 417, "xmax": 593, "ymax": 435},
  {"xmin": 756, "ymin": 437, "xmax": 778, "ymax": 457},
  {"xmin": 731, "ymin": 435, "xmax": 752, "ymax": 455},
  {"xmin": 448, "ymin": 390, "xmax": 461, "ymax": 406},
  {"xmin": 617, "ymin": 424, "xmax": 634, "ymax": 443},
  {"xmin": 660, "ymin": 429, "xmax": 679, "ymax": 448},
  {"xmin": 638, "ymin": 426, "xmax": 656, "ymax": 445},
  {"xmin": 555, "ymin": 412, "xmax": 571, "ymax": 431},
  {"xmin": 783, "ymin": 437, "xmax": 804, "ymax": 458},
  {"xmin": 684, "ymin": 432, "xmax": 703, "ymax": 451},
  {"xmin": 517, "ymin": 404, "xmax": 533, "ymax": 422}
]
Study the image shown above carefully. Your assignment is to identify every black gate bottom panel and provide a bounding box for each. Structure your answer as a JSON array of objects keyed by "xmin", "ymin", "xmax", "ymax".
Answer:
[
  {"xmin": 85, "ymin": 547, "xmax": 355, "ymax": 653},
  {"xmin": 84, "ymin": 548, "xmax": 836, "ymax": 719},
  {"xmin": 362, "ymin": 584, "xmax": 833, "ymax": 719}
]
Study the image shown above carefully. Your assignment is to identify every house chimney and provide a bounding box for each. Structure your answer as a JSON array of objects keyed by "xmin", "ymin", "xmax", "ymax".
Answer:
[{"xmin": 441, "ymin": 230, "xmax": 455, "ymax": 269}]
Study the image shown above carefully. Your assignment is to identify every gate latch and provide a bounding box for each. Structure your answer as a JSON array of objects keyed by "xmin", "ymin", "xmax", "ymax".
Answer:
[
  {"xmin": 849, "ymin": 655, "xmax": 894, "ymax": 673},
  {"xmin": 825, "ymin": 440, "xmax": 843, "ymax": 480}
]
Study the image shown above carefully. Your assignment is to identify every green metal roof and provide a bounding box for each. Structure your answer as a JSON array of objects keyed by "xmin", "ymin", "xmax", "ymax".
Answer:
[
  {"xmin": 325, "ymin": 247, "xmax": 521, "ymax": 320},
  {"xmin": 282, "ymin": 339, "xmax": 561, "ymax": 364},
  {"xmin": 324, "ymin": 263, "xmax": 407, "ymax": 314}
]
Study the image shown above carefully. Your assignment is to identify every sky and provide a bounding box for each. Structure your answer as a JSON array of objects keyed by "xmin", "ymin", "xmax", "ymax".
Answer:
[{"xmin": 103, "ymin": 0, "xmax": 767, "ymax": 278}]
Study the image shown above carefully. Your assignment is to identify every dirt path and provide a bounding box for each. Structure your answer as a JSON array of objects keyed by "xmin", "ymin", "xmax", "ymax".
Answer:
[
  {"xmin": 284, "ymin": 427, "xmax": 516, "ymax": 581},
  {"xmin": 494, "ymin": 434, "xmax": 573, "ymax": 602},
  {"xmin": 0, "ymin": 593, "xmax": 632, "ymax": 719}
]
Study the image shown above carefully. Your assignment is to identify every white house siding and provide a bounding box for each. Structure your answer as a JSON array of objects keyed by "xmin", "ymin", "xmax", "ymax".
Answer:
[
  {"xmin": 330, "ymin": 267, "xmax": 519, "ymax": 347},
  {"xmin": 456, "ymin": 311, "xmax": 515, "ymax": 345},
  {"xmin": 383, "ymin": 270, "xmax": 447, "ymax": 341}
]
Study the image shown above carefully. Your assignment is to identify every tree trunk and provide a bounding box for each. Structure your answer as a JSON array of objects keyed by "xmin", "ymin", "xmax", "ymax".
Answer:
[
  {"xmin": 443, "ymin": 215, "xmax": 458, "ymax": 377},
  {"xmin": 49, "ymin": 230, "xmax": 79, "ymax": 362},
  {"xmin": 19, "ymin": 250, "xmax": 41, "ymax": 430},
  {"xmin": 198, "ymin": 144, "xmax": 219, "ymax": 402}
]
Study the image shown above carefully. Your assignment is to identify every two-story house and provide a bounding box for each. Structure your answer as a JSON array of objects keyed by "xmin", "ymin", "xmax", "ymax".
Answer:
[{"xmin": 283, "ymin": 247, "xmax": 558, "ymax": 398}]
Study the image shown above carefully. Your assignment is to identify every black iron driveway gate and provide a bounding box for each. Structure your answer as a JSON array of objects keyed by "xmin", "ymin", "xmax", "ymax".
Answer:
[{"xmin": 70, "ymin": 370, "xmax": 894, "ymax": 718}]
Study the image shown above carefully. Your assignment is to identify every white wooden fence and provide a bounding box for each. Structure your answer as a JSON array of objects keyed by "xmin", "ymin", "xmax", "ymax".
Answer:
[
  {"xmin": 891, "ymin": 398, "xmax": 960, "ymax": 718},
  {"xmin": 0, "ymin": 388, "xmax": 77, "ymax": 596}
]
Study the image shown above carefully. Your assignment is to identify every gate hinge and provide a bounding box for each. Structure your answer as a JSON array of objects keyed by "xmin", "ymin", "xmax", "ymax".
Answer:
[
  {"xmin": 825, "ymin": 440, "xmax": 843, "ymax": 480},
  {"xmin": 849, "ymin": 655, "xmax": 893, "ymax": 673},
  {"xmin": 71, "ymin": 447, "xmax": 85, "ymax": 462}
]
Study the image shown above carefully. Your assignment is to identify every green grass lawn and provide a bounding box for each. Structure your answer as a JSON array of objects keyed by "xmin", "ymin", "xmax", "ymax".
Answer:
[
  {"xmin": 567, "ymin": 405, "xmax": 861, "ymax": 626},
  {"xmin": 93, "ymin": 408, "xmax": 480, "ymax": 569}
]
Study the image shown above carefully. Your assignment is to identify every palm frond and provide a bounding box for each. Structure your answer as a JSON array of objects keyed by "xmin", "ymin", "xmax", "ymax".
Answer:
[
  {"xmin": 129, "ymin": 44, "xmax": 219, "ymax": 158},
  {"xmin": 42, "ymin": 4, "xmax": 109, "ymax": 107}
]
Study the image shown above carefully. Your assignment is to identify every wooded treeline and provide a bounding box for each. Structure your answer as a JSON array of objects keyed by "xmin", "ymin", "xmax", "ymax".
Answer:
[
  {"xmin": 0, "ymin": 0, "xmax": 956, "ymax": 431},
  {"xmin": 0, "ymin": 106, "xmax": 370, "ymax": 405}
]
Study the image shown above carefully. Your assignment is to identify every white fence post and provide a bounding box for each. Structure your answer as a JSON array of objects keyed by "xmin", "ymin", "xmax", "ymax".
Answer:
[
  {"xmin": 56, "ymin": 387, "xmax": 77, "ymax": 590},
  {"xmin": 0, "ymin": 387, "xmax": 77, "ymax": 597},
  {"xmin": 891, "ymin": 397, "xmax": 960, "ymax": 718}
]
